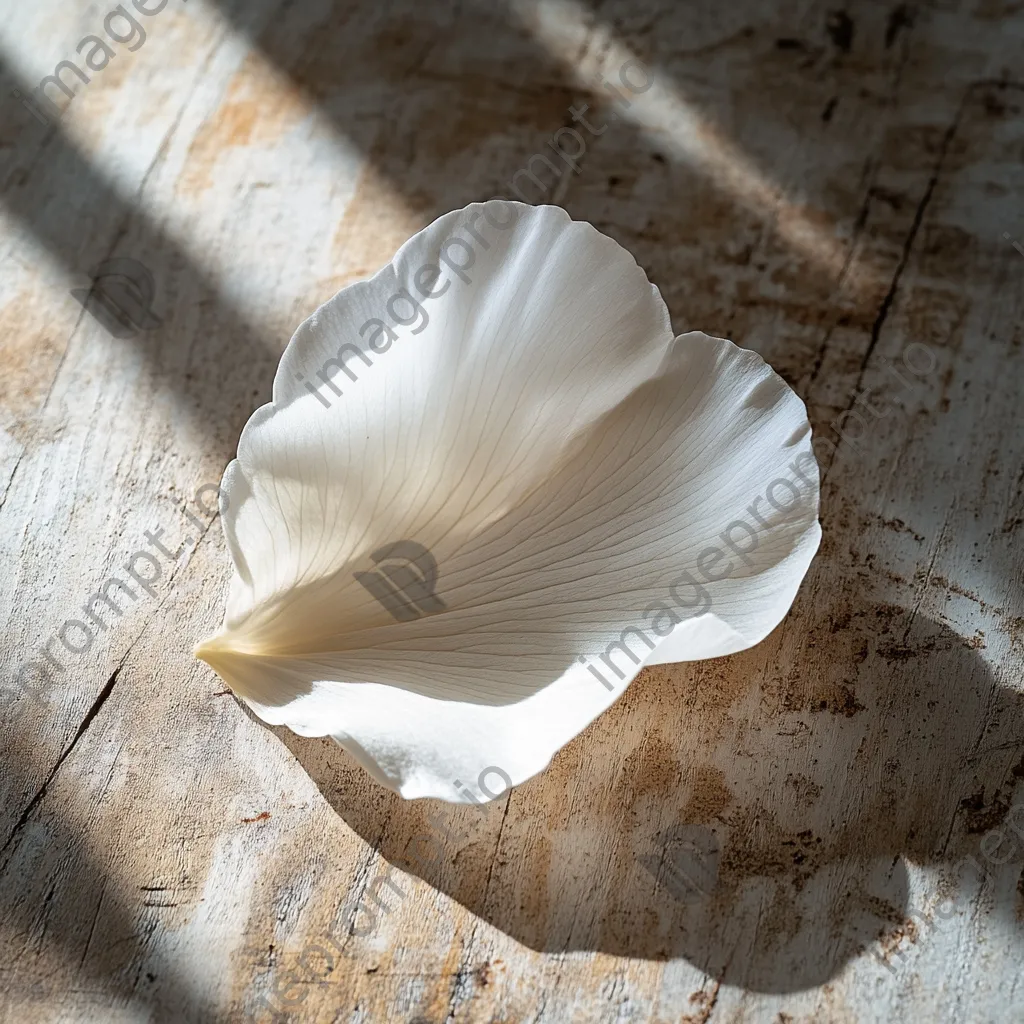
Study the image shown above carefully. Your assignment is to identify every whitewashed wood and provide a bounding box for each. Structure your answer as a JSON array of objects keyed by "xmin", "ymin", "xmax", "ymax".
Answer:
[{"xmin": 1, "ymin": 0, "xmax": 1023, "ymax": 1022}]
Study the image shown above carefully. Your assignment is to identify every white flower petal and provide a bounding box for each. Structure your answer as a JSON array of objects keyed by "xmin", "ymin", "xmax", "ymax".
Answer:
[{"xmin": 196, "ymin": 202, "xmax": 820, "ymax": 803}]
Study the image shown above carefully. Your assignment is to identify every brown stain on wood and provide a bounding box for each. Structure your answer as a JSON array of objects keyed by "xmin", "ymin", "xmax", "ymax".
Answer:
[
  {"xmin": 0, "ymin": 283, "xmax": 67, "ymax": 445},
  {"xmin": 680, "ymin": 766, "xmax": 734, "ymax": 823},
  {"xmin": 180, "ymin": 52, "xmax": 311, "ymax": 195}
]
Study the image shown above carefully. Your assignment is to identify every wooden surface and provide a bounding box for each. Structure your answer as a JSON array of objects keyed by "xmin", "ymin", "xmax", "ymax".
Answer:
[{"xmin": 2, "ymin": 0, "xmax": 1023, "ymax": 1021}]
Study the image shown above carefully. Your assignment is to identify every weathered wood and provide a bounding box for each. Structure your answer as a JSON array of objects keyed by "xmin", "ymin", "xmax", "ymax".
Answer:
[{"xmin": 1, "ymin": 0, "xmax": 1023, "ymax": 1021}]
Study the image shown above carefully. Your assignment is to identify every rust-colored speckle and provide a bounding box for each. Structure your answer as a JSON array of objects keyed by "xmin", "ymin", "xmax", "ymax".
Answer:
[
  {"xmin": 964, "ymin": 631, "xmax": 986, "ymax": 650},
  {"xmin": 786, "ymin": 773, "xmax": 824, "ymax": 808},
  {"xmin": 680, "ymin": 766, "xmax": 733, "ymax": 822},
  {"xmin": 876, "ymin": 515, "xmax": 926, "ymax": 542},
  {"xmin": 681, "ymin": 981, "xmax": 720, "ymax": 1024},
  {"xmin": 1004, "ymin": 615, "xmax": 1024, "ymax": 649},
  {"xmin": 615, "ymin": 734, "xmax": 684, "ymax": 809},
  {"xmin": 812, "ymin": 685, "xmax": 866, "ymax": 717},
  {"xmin": 930, "ymin": 574, "xmax": 986, "ymax": 608},
  {"xmin": 959, "ymin": 790, "xmax": 1010, "ymax": 835}
]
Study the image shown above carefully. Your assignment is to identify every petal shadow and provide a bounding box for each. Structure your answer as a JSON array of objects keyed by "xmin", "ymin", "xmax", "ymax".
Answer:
[{"xmin": 271, "ymin": 567, "xmax": 1024, "ymax": 992}]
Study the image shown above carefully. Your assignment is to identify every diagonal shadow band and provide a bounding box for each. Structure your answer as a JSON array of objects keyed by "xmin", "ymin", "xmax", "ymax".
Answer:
[
  {"xmin": 0, "ymin": 727, "xmax": 218, "ymax": 1020},
  {"xmin": 0, "ymin": 50, "xmax": 282, "ymax": 449}
]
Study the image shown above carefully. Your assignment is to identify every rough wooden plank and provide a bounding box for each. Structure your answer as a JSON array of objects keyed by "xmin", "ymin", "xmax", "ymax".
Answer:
[{"xmin": 1, "ymin": 0, "xmax": 1023, "ymax": 1022}]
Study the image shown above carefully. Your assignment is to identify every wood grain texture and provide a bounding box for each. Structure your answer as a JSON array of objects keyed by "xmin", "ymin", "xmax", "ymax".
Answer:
[{"xmin": 1, "ymin": 0, "xmax": 1022, "ymax": 1021}]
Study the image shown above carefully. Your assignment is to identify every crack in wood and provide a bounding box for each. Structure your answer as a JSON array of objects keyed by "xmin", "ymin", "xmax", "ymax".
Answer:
[{"xmin": 0, "ymin": 666, "xmax": 120, "ymax": 859}]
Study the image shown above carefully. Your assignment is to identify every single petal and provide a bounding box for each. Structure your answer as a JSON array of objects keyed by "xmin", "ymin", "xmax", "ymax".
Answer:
[{"xmin": 196, "ymin": 202, "xmax": 820, "ymax": 803}]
